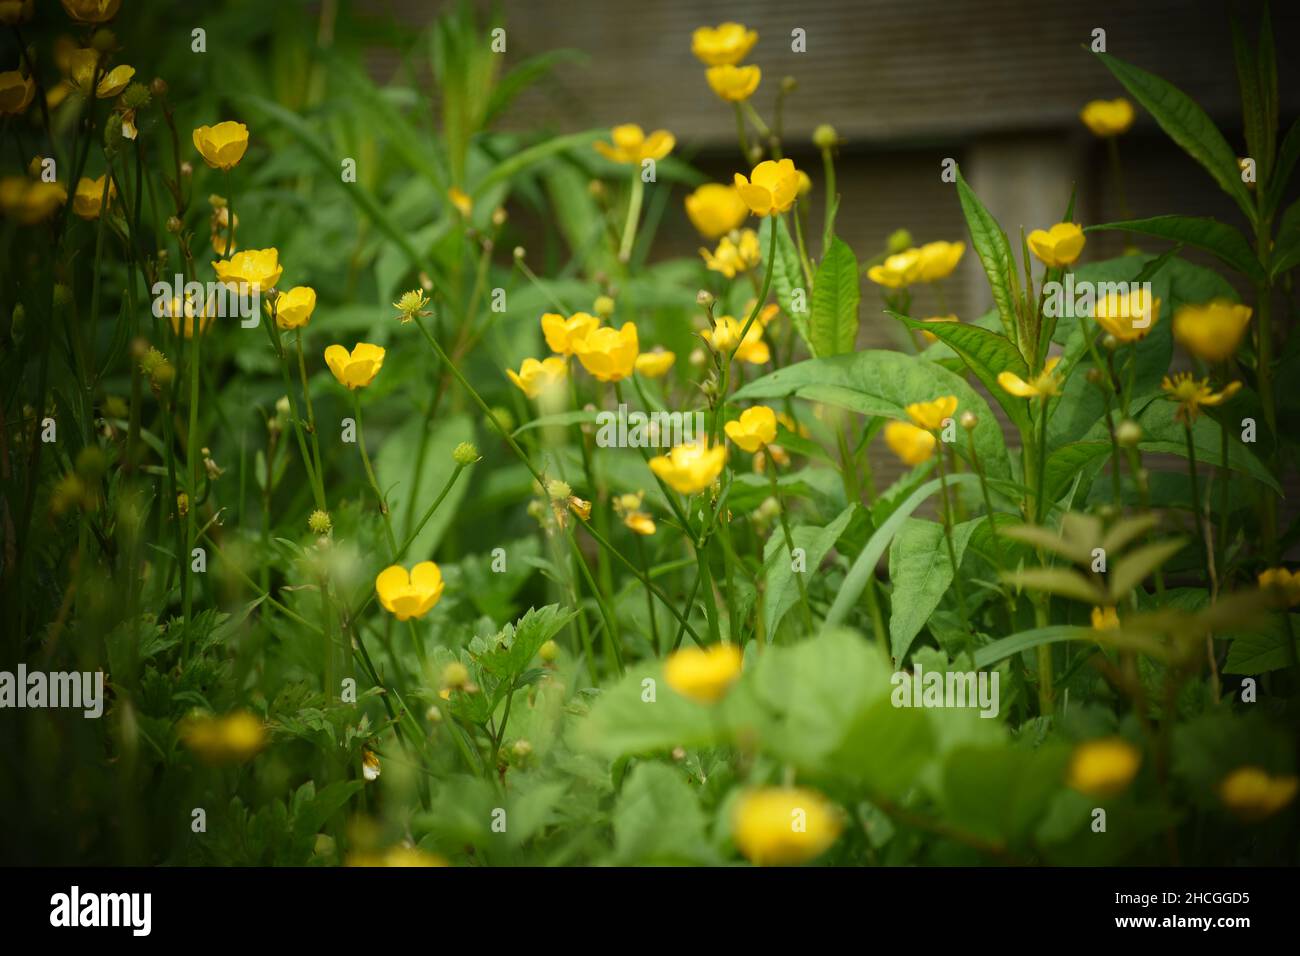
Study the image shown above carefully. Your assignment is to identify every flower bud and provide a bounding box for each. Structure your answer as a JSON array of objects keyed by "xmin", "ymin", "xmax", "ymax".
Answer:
[
  {"xmin": 150, "ymin": 77, "xmax": 168, "ymax": 98},
  {"xmin": 539, "ymin": 640, "xmax": 559, "ymax": 663},
  {"xmin": 887, "ymin": 228, "xmax": 913, "ymax": 253},
  {"xmin": 452, "ymin": 441, "xmax": 479, "ymax": 466},
  {"xmin": 781, "ymin": 76, "xmax": 797, "ymax": 94},
  {"xmin": 441, "ymin": 661, "xmax": 470, "ymax": 690},
  {"xmin": 696, "ymin": 289, "xmax": 715, "ymax": 309},
  {"xmin": 166, "ymin": 215, "xmax": 182, "ymax": 234},
  {"xmin": 959, "ymin": 411, "xmax": 978, "ymax": 431},
  {"xmin": 813, "ymin": 124, "xmax": 840, "ymax": 150},
  {"xmin": 1115, "ymin": 420, "xmax": 1142, "ymax": 447},
  {"xmin": 593, "ymin": 295, "xmax": 615, "ymax": 319}
]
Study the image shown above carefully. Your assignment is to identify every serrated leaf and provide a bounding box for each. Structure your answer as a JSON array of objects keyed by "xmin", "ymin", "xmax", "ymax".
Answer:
[{"xmin": 810, "ymin": 236, "xmax": 860, "ymax": 356}]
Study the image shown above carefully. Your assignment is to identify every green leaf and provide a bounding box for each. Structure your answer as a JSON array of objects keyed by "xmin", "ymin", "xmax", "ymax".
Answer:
[
  {"xmin": 732, "ymin": 350, "xmax": 1012, "ymax": 480},
  {"xmin": 1264, "ymin": 116, "xmax": 1300, "ymax": 215},
  {"xmin": 822, "ymin": 473, "xmax": 983, "ymax": 632},
  {"xmin": 940, "ymin": 744, "xmax": 1069, "ymax": 844},
  {"xmin": 893, "ymin": 312, "xmax": 1030, "ymax": 429},
  {"xmin": 1223, "ymin": 615, "xmax": 1300, "ymax": 675},
  {"xmin": 472, "ymin": 604, "xmax": 575, "ymax": 679},
  {"xmin": 1231, "ymin": 14, "xmax": 1269, "ymax": 190},
  {"xmin": 1095, "ymin": 52, "xmax": 1256, "ymax": 225},
  {"xmin": 1269, "ymin": 199, "xmax": 1300, "ymax": 279},
  {"xmin": 809, "ymin": 236, "xmax": 860, "ymax": 356},
  {"xmin": 956, "ymin": 168, "xmax": 1020, "ymax": 343},
  {"xmin": 1108, "ymin": 539, "xmax": 1185, "ymax": 600},
  {"xmin": 763, "ymin": 504, "xmax": 856, "ymax": 639},
  {"xmin": 972, "ymin": 626, "xmax": 1095, "ymax": 669},
  {"xmin": 613, "ymin": 764, "xmax": 715, "ymax": 865},
  {"xmin": 475, "ymin": 129, "xmax": 604, "ymax": 194},
  {"xmin": 376, "ymin": 413, "xmax": 475, "ymax": 560},
  {"xmin": 1085, "ymin": 216, "xmax": 1264, "ymax": 281},
  {"xmin": 1002, "ymin": 567, "xmax": 1106, "ymax": 605},
  {"xmin": 888, "ymin": 518, "xmax": 979, "ymax": 662},
  {"xmin": 760, "ymin": 216, "xmax": 809, "ymax": 348}
]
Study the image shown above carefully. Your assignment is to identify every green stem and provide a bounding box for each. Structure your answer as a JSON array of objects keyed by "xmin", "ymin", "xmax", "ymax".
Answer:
[
  {"xmin": 769, "ymin": 460, "xmax": 814, "ymax": 634},
  {"xmin": 352, "ymin": 395, "xmax": 398, "ymax": 559},
  {"xmin": 1184, "ymin": 421, "xmax": 1211, "ymax": 588},
  {"xmin": 617, "ymin": 174, "xmax": 644, "ymax": 263}
]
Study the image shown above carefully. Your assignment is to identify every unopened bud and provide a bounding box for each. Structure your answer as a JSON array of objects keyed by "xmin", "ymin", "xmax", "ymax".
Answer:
[
  {"xmin": 813, "ymin": 124, "xmax": 840, "ymax": 150},
  {"xmin": 1116, "ymin": 420, "xmax": 1141, "ymax": 447}
]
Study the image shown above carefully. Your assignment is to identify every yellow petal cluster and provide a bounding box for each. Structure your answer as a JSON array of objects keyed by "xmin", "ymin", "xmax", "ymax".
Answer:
[
  {"xmin": 324, "ymin": 342, "xmax": 386, "ymax": 390},
  {"xmin": 664, "ymin": 643, "xmax": 742, "ymax": 702},
  {"xmin": 375, "ymin": 561, "xmax": 445, "ymax": 621},
  {"xmin": 649, "ymin": 441, "xmax": 727, "ymax": 494},
  {"xmin": 732, "ymin": 787, "xmax": 842, "ymax": 866},
  {"xmin": 725, "ymin": 405, "xmax": 777, "ymax": 453}
]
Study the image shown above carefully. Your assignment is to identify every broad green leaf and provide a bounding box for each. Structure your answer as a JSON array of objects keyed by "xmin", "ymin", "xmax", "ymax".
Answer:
[
  {"xmin": 376, "ymin": 412, "xmax": 475, "ymax": 560},
  {"xmin": 956, "ymin": 169, "xmax": 1020, "ymax": 343},
  {"xmin": 828, "ymin": 697, "xmax": 934, "ymax": 799},
  {"xmin": 888, "ymin": 518, "xmax": 979, "ymax": 662},
  {"xmin": 1085, "ymin": 216, "xmax": 1264, "ymax": 281},
  {"xmin": 940, "ymin": 744, "xmax": 1069, "ymax": 845},
  {"xmin": 1223, "ymin": 615, "xmax": 1300, "ymax": 675},
  {"xmin": 1264, "ymin": 116, "xmax": 1300, "ymax": 215},
  {"xmin": 1231, "ymin": 15, "xmax": 1269, "ymax": 190},
  {"xmin": 893, "ymin": 312, "xmax": 1030, "ymax": 430},
  {"xmin": 1095, "ymin": 52, "xmax": 1256, "ymax": 225},
  {"xmin": 475, "ymin": 129, "xmax": 604, "ymax": 193},
  {"xmin": 763, "ymin": 504, "xmax": 856, "ymax": 640},
  {"xmin": 822, "ymin": 473, "xmax": 983, "ymax": 632},
  {"xmin": 810, "ymin": 236, "xmax": 860, "ymax": 356},
  {"xmin": 613, "ymin": 764, "xmax": 715, "ymax": 865},
  {"xmin": 733, "ymin": 350, "xmax": 1012, "ymax": 480}
]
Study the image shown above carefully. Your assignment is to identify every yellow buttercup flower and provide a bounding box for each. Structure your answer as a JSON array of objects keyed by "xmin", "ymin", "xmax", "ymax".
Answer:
[
  {"xmin": 1093, "ymin": 287, "xmax": 1160, "ymax": 342},
  {"xmin": 1160, "ymin": 372, "xmax": 1240, "ymax": 425},
  {"xmin": 702, "ymin": 314, "xmax": 770, "ymax": 364},
  {"xmin": 1172, "ymin": 299, "xmax": 1252, "ymax": 363},
  {"xmin": 905, "ymin": 395, "xmax": 958, "ymax": 431},
  {"xmin": 797, "ymin": 170, "xmax": 813, "ymax": 197},
  {"xmin": 0, "ymin": 177, "xmax": 66, "ymax": 224},
  {"xmin": 540, "ymin": 311, "xmax": 600, "ymax": 356},
  {"xmin": 691, "ymin": 22, "xmax": 758, "ymax": 66},
  {"xmin": 649, "ymin": 441, "xmax": 727, "ymax": 495},
  {"xmin": 866, "ymin": 248, "xmax": 923, "ymax": 289},
  {"xmin": 700, "ymin": 229, "xmax": 761, "ymax": 278},
  {"xmin": 1218, "ymin": 767, "xmax": 1298, "ymax": 822},
  {"xmin": 348, "ymin": 845, "xmax": 450, "ymax": 868},
  {"xmin": 0, "ymin": 70, "xmax": 35, "ymax": 114},
  {"xmin": 1066, "ymin": 737, "xmax": 1141, "ymax": 797},
  {"xmin": 214, "ymin": 247, "xmax": 282, "ymax": 292},
  {"xmin": 706, "ymin": 64, "xmax": 761, "ymax": 103},
  {"xmin": 573, "ymin": 321, "xmax": 639, "ymax": 382},
  {"xmin": 1080, "ymin": 98, "xmax": 1135, "ymax": 137},
  {"xmin": 1027, "ymin": 222, "xmax": 1085, "ymax": 268},
  {"xmin": 914, "ymin": 240, "xmax": 965, "ymax": 282},
  {"xmin": 275, "ymin": 286, "xmax": 316, "ymax": 330},
  {"xmin": 72, "ymin": 174, "xmax": 113, "ymax": 220},
  {"xmin": 594, "ymin": 124, "xmax": 675, "ymax": 164},
  {"xmin": 507, "ymin": 356, "xmax": 567, "ymax": 399},
  {"xmin": 163, "ymin": 295, "xmax": 212, "ymax": 340},
  {"xmin": 1091, "ymin": 606, "xmax": 1120, "ymax": 631},
  {"xmin": 60, "ymin": 0, "xmax": 121, "ymax": 22},
  {"xmin": 732, "ymin": 787, "xmax": 842, "ymax": 866},
  {"xmin": 919, "ymin": 315, "xmax": 959, "ymax": 343},
  {"xmin": 684, "ymin": 183, "xmax": 749, "ymax": 239},
  {"xmin": 1257, "ymin": 568, "xmax": 1300, "ymax": 606},
  {"xmin": 613, "ymin": 491, "xmax": 656, "ymax": 535},
  {"xmin": 447, "ymin": 186, "xmax": 472, "ymax": 217},
  {"xmin": 375, "ymin": 561, "xmax": 445, "ymax": 622},
  {"xmin": 324, "ymin": 342, "xmax": 386, "ymax": 390},
  {"xmin": 883, "ymin": 421, "xmax": 936, "ymax": 466},
  {"xmin": 664, "ymin": 643, "xmax": 742, "ymax": 702},
  {"xmin": 179, "ymin": 710, "xmax": 267, "ymax": 765},
  {"xmin": 192, "ymin": 121, "xmax": 250, "ymax": 170},
  {"xmin": 634, "ymin": 348, "xmax": 675, "ymax": 378},
  {"xmin": 95, "ymin": 64, "xmax": 134, "ymax": 98},
  {"xmin": 734, "ymin": 159, "xmax": 799, "ymax": 217},
  {"xmin": 725, "ymin": 405, "xmax": 777, "ymax": 453},
  {"xmin": 998, "ymin": 357, "xmax": 1062, "ymax": 400}
]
